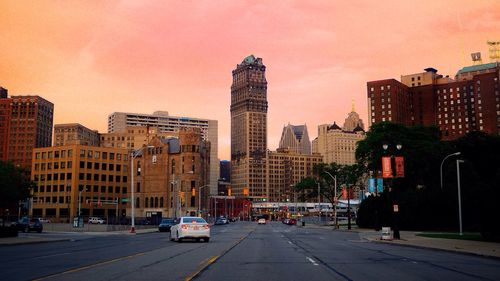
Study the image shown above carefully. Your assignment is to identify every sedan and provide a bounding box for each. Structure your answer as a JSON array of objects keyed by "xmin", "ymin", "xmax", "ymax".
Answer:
[
  {"xmin": 257, "ymin": 218, "xmax": 266, "ymax": 225},
  {"xmin": 158, "ymin": 218, "xmax": 175, "ymax": 232},
  {"xmin": 170, "ymin": 217, "xmax": 210, "ymax": 242},
  {"xmin": 14, "ymin": 217, "xmax": 43, "ymax": 233}
]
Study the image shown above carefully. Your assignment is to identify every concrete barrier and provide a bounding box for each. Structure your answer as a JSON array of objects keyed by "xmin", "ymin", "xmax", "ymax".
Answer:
[{"xmin": 41, "ymin": 223, "xmax": 156, "ymax": 232}]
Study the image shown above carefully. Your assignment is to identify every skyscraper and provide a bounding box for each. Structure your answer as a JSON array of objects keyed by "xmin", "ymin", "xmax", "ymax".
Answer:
[
  {"xmin": 230, "ymin": 55, "xmax": 268, "ymax": 200},
  {"xmin": 278, "ymin": 124, "xmax": 311, "ymax": 155}
]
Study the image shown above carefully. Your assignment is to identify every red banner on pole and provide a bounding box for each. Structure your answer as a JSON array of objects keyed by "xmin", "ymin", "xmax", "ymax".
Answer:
[
  {"xmin": 395, "ymin": 156, "xmax": 405, "ymax": 178},
  {"xmin": 382, "ymin": 156, "xmax": 392, "ymax": 178}
]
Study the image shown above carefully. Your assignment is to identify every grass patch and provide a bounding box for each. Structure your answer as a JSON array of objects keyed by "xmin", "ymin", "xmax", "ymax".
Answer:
[{"xmin": 417, "ymin": 232, "xmax": 484, "ymax": 241}]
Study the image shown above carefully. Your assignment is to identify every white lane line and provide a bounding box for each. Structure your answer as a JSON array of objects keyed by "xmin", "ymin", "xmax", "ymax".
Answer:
[
  {"xmin": 306, "ymin": 257, "xmax": 319, "ymax": 266},
  {"xmin": 288, "ymin": 241, "xmax": 293, "ymax": 245}
]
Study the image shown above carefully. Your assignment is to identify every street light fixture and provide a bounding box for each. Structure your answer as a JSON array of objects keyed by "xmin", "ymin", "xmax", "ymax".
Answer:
[
  {"xmin": 130, "ymin": 145, "xmax": 154, "ymax": 233},
  {"xmin": 440, "ymin": 152, "xmax": 461, "ymax": 190}
]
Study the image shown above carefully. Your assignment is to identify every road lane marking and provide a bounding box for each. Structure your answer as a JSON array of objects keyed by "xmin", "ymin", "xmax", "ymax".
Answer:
[
  {"xmin": 185, "ymin": 231, "xmax": 254, "ymax": 280},
  {"xmin": 288, "ymin": 241, "xmax": 293, "ymax": 245},
  {"xmin": 306, "ymin": 257, "xmax": 319, "ymax": 266},
  {"xmin": 32, "ymin": 252, "xmax": 145, "ymax": 281}
]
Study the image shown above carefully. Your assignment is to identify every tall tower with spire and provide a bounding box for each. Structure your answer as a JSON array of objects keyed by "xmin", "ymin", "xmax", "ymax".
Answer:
[{"xmin": 230, "ymin": 55, "xmax": 268, "ymax": 200}]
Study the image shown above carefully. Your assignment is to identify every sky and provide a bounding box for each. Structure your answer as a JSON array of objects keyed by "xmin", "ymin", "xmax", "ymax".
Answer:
[{"xmin": 1, "ymin": 0, "xmax": 498, "ymax": 160}]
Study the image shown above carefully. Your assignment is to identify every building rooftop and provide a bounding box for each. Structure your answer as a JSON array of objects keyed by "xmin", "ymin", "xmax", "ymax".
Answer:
[{"xmin": 457, "ymin": 62, "xmax": 498, "ymax": 75}]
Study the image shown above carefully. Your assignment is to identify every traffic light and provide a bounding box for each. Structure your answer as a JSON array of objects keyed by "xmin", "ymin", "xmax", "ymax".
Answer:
[
  {"xmin": 228, "ymin": 188, "xmax": 232, "ymax": 196},
  {"xmin": 191, "ymin": 188, "xmax": 196, "ymax": 197},
  {"xmin": 243, "ymin": 187, "xmax": 249, "ymax": 196}
]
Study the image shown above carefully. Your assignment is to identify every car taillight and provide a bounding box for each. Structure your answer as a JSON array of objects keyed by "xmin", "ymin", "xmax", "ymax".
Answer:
[
  {"xmin": 203, "ymin": 224, "xmax": 209, "ymax": 229},
  {"xmin": 181, "ymin": 224, "xmax": 189, "ymax": 230}
]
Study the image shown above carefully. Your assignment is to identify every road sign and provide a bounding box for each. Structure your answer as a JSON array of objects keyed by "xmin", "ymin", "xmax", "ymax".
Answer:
[{"xmin": 121, "ymin": 198, "xmax": 129, "ymax": 203}]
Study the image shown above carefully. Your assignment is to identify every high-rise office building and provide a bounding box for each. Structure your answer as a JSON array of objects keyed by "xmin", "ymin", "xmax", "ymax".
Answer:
[
  {"xmin": 54, "ymin": 123, "xmax": 100, "ymax": 147},
  {"xmin": 0, "ymin": 93, "xmax": 54, "ymax": 169},
  {"xmin": 367, "ymin": 62, "xmax": 500, "ymax": 139},
  {"xmin": 107, "ymin": 111, "xmax": 218, "ymax": 196},
  {"xmin": 230, "ymin": 55, "xmax": 268, "ymax": 200},
  {"xmin": 312, "ymin": 110, "xmax": 366, "ymax": 165},
  {"xmin": 278, "ymin": 124, "xmax": 312, "ymax": 155}
]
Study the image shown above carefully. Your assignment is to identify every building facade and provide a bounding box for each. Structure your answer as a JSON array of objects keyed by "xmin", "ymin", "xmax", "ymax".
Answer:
[
  {"xmin": 107, "ymin": 111, "xmax": 218, "ymax": 196},
  {"xmin": 367, "ymin": 62, "xmax": 500, "ymax": 139},
  {"xmin": 230, "ymin": 55, "xmax": 268, "ymax": 200},
  {"xmin": 0, "ymin": 93, "xmax": 54, "ymax": 169},
  {"xmin": 267, "ymin": 149, "xmax": 323, "ymax": 202},
  {"xmin": 30, "ymin": 145, "xmax": 130, "ymax": 222},
  {"xmin": 100, "ymin": 126, "xmax": 178, "ymax": 150},
  {"xmin": 131, "ymin": 128, "xmax": 210, "ymax": 220},
  {"xmin": 312, "ymin": 111, "xmax": 366, "ymax": 165},
  {"xmin": 54, "ymin": 123, "xmax": 100, "ymax": 147},
  {"xmin": 278, "ymin": 124, "xmax": 312, "ymax": 155}
]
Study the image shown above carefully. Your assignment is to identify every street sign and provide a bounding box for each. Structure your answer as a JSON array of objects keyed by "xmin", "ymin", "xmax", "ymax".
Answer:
[
  {"xmin": 393, "ymin": 204, "xmax": 399, "ymax": 212},
  {"xmin": 121, "ymin": 198, "xmax": 129, "ymax": 203}
]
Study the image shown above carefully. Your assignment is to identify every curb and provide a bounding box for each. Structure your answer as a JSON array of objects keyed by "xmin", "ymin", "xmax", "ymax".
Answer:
[{"xmin": 368, "ymin": 238, "xmax": 500, "ymax": 261}]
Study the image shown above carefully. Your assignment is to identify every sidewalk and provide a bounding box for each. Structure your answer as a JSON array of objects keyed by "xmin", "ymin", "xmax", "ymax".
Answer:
[{"xmin": 300, "ymin": 223, "xmax": 500, "ymax": 259}]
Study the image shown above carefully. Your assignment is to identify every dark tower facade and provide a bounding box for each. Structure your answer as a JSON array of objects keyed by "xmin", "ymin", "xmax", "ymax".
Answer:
[{"xmin": 230, "ymin": 55, "xmax": 268, "ymax": 200}]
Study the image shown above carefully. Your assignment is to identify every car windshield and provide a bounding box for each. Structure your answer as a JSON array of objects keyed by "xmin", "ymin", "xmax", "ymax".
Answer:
[
  {"xmin": 161, "ymin": 219, "xmax": 174, "ymax": 224},
  {"xmin": 182, "ymin": 217, "xmax": 206, "ymax": 224}
]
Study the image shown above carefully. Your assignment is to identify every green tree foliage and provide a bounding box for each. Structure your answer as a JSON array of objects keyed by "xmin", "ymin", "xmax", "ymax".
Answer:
[
  {"xmin": 294, "ymin": 163, "xmax": 364, "ymax": 205},
  {"xmin": 0, "ymin": 161, "xmax": 34, "ymax": 210},
  {"xmin": 356, "ymin": 125, "xmax": 500, "ymax": 240}
]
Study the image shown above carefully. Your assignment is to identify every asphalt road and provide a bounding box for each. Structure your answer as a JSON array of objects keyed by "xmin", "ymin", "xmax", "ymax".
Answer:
[{"xmin": 1, "ymin": 221, "xmax": 500, "ymax": 281}]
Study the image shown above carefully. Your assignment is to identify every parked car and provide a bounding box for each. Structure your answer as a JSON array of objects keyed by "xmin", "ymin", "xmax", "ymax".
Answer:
[
  {"xmin": 14, "ymin": 217, "xmax": 43, "ymax": 233},
  {"xmin": 214, "ymin": 218, "xmax": 226, "ymax": 225},
  {"xmin": 158, "ymin": 218, "xmax": 175, "ymax": 232},
  {"xmin": 88, "ymin": 217, "xmax": 106, "ymax": 224},
  {"xmin": 170, "ymin": 217, "xmax": 210, "ymax": 242},
  {"xmin": 286, "ymin": 219, "xmax": 297, "ymax": 225},
  {"xmin": 257, "ymin": 218, "xmax": 266, "ymax": 225},
  {"xmin": 282, "ymin": 218, "xmax": 289, "ymax": 224}
]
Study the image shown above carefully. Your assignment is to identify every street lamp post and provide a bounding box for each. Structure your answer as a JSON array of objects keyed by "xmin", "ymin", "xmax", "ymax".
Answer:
[
  {"xmin": 198, "ymin": 185, "xmax": 210, "ymax": 217},
  {"xmin": 130, "ymin": 145, "xmax": 154, "ymax": 233},
  {"xmin": 382, "ymin": 143, "xmax": 403, "ymax": 239},
  {"xmin": 323, "ymin": 171, "xmax": 338, "ymax": 229},
  {"xmin": 456, "ymin": 159, "xmax": 464, "ymax": 236},
  {"xmin": 317, "ymin": 181, "xmax": 321, "ymax": 224},
  {"xmin": 440, "ymin": 152, "xmax": 461, "ymax": 190}
]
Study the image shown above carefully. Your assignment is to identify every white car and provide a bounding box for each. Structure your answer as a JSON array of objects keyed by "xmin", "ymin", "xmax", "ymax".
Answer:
[
  {"xmin": 88, "ymin": 217, "xmax": 105, "ymax": 224},
  {"xmin": 257, "ymin": 218, "xmax": 266, "ymax": 225},
  {"xmin": 170, "ymin": 217, "xmax": 210, "ymax": 242}
]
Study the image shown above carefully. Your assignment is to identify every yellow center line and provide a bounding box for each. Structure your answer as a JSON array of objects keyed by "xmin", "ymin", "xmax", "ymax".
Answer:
[
  {"xmin": 32, "ymin": 252, "xmax": 146, "ymax": 281},
  {"xmin": 185, "ymin": 255, "xmax": 219, "ymax": 281}
]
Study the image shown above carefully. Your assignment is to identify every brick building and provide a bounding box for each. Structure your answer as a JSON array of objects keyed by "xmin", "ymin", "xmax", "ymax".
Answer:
[
  {"xmin": 30, "ymin": 145, "xmax": 130, "ymax": 222},
  {"xmin": 54, "ymin": 123, "xmax": 100, "ymax": 147},
  {"xmin": 367, "ymin": 62, "xmax": 500, "ymax": 139},
  {"xmin": 131, "ymin": 128, "xmax": 211, "ymax": 221},
  {"xmin": 0, "ymin": 91, "xmax": 54, "ymax": 169}
]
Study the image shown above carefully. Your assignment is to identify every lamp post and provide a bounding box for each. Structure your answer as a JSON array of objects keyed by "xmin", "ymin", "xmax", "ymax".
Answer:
[
  {"xmin": 317, "ymin": 181, "xmax": 321, "ymax": 224},
  {"xmin": 130, "ymin": 145, "xmax": 154, "ymax": 233},
  {"xmin": 440, "ymin": 152, "xmax": 461, "ymax": 190},
  {"xmin": 456, "ymin": 159, "xmax": 464, "ymax": 236},
  {"xmin": 382, "ymin": 143, "xmax": 403, "ymax": 239},
  {"xmin": 198, "ymin": 185, "xmax": 210, "ymax": 217},
  {"xmin": 323, "ymin": 171, "xmax": 338, "ymax": 229}
]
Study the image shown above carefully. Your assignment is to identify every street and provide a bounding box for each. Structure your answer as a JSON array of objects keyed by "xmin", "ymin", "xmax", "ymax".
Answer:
[{"xmin": 1, "ymin": 221, "xmax": 499, "ymax": 281}]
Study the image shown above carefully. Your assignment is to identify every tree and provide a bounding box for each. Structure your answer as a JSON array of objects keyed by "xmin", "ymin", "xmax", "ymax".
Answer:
[{"xmin": 0, "ymin": 161, "xmax": 34, "ymax": 213}]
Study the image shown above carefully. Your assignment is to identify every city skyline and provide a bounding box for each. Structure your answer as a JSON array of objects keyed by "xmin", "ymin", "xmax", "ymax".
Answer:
[{"xmin": 1, "ymin": 1, "xmax": 498, "ymax": 160}]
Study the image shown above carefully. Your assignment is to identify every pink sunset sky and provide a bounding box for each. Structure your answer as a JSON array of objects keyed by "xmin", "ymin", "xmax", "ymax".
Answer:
[{"xmin": 1, "ymin": 1, "xmax": 498, "ymax": 160}]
